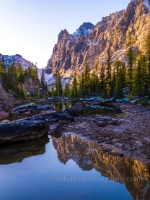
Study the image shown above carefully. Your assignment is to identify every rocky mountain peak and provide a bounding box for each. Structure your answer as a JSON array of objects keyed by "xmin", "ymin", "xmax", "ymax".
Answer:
[
  {"xmin": 45, "ymin": 0, "xmax": 150, "ymax": 83},
  {"xmin": 128, "ymin": 0, "xmax": 150, "ymax": 10},
  {"xmin": 73, "ymin": 22, "xmax": 94, "ymax": 38},
  {"xmin": 58, "ymin": 29, "xmax": 70, "ymax": 41}
]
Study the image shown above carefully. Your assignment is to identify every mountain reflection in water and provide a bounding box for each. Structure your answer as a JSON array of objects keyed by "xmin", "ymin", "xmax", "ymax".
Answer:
[
  {"xmin": 52, "ymin": 134, "xmax": 150, "ymax": 200},
  {"xmin": 0, "ymin": 133, "xmax": 150, "ymax": 200}
]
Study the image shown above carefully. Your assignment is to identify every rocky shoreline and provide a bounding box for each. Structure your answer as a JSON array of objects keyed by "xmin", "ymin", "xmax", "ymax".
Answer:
[
  {"xmin": 0, "ymin": 100, "xmax": 150, "ymax": 165},
  {"xmin": 49, "ymin": 103, "xmax": 150, "ymax": 165}
]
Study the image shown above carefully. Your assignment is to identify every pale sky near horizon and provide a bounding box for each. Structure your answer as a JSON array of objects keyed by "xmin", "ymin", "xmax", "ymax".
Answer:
[{"xmin": 0, "ymin": 0, "xmax": 131, "ymax": 68}]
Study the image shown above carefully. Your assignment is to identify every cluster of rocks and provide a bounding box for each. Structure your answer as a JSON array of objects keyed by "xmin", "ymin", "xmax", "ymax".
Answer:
[
  {"xmin": 0, "ymin": 107, "xmax": 74, "ymax": 143},
  {"xmin": 11, "ymin": 103, "xmax": 55, "ymax": 115}
]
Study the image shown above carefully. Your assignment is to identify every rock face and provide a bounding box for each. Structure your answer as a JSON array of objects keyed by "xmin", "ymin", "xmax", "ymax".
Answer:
[{"xmin": 45, "ymin": 0, "xmax": 150, "ymax": 79}]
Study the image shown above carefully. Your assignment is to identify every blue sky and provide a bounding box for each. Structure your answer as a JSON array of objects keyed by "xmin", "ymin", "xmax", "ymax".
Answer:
[{"xmin": 0, "ymin": 0, "xmax": 131, "ymax": 68}]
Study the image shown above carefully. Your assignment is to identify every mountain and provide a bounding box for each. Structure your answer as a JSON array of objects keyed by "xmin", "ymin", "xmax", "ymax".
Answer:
[
  {"xmin": 0, "ymin": 54, "xmax": 43, "ymax": 99},
  {"xmin": 45, "ymin": 0, "xmax": 150, "ymax": 81},
  {"xmin": 0, "ymin": 54, "xmax": 36, "ymax": 70},
  {"xmin": 0, "ymin": 53, "xmax": 43, "ymax": 78}
]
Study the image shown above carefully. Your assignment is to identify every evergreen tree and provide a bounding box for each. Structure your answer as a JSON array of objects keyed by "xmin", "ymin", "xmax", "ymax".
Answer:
[
  {"xmin": 105, "ymin": 49, "xmax": 112, "ymax": 98},
  {"xmin": 106, "ymin": 48, "xmax": 112, "ymax": 80},
  {"xmin": 91, "ymin": 63, "xmax": 99, "ymax": 96},
  {"xmin": 145, "ymin": 33, "xmax": 150, "ymax": 89},
  {"xmin": 126, "ymin": 31, "xmax": 136, "ymax": 93},
  {"xmin": 16, "ymin": 64, "xmax": 25, "ymax": 83},
  {"xmin": 72, "ymin": 74, "xmax": 78, "ymax": 98},
  {"xmin": 115, "ymin": 61, "xmax": 126, "ymax": 98},
  {"xmin": 99, "ymin": 64, "xmax": 105, "ymax": 95},
  {"xmin": 0, "ymin": 60, "xmax": 6, "ymax": 86},
  {"xmin": 133, "ymin": 54, "xmax": 147, "ymax": 98},
  {"xmin": 41, "ymin": 70, "xmax": 45, "ymax": 86},
  {"xmin": 83, "ymin": 62, "xmax": 91, "ymax": 97},
  {"xmin": 54, "ymin": 70, "xmax": 62, "ymax": 97},
  {"xmin": 41, "ymin": 70, "xmax": 48, "ymax": 91},
  {"xmin": 51, "ymin": 85, "xmax": 55, "ymax": 98},
  {"xmin": 0, "ymin": 61, "xmax": 6, "ymax": 77},
  {"xmin": 64, "ymin": 83, "xmax": 70, "ymax": 97},
  {"xmin": 78, "ymin": 74, "xmax": 84, "ymax": 98}
]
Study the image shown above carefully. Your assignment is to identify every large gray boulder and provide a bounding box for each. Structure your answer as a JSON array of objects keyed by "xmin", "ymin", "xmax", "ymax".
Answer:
[{"xmin": 0, "ymin": 111, "xmax": 74, "ymax": 144}]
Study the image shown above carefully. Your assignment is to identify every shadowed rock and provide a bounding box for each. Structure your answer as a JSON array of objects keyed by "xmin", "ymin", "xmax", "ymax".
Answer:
[
  {"xmin": 66, "ymin": 105, "xmax": 84, "ymax": 116},
  {"xmin": 0, "ymin": 111, "xmax": 74, "ymax": 144}
]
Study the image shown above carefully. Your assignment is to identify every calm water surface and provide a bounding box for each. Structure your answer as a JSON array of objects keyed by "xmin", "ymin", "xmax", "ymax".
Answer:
[
  {"xmin": 7, "ymin": 101, "xmax": 121, "ymax": 121},
  {"xmin": 0, "ymin": 134, "xmax": 149, "ymax": 200}
]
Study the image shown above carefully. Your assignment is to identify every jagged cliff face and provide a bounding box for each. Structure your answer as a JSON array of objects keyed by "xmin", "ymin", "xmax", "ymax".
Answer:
[
  {"xmin": 45, "ymin": 0, "xmax": 150, "ymax": 79},
  {"xmin": 52, "ymin": 134, "xmax": 150, "ymax": 200}
]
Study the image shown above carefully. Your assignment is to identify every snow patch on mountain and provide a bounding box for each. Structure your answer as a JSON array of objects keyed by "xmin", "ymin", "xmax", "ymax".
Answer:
[
  {"xmin": 143, "ymin": 0, "xmax": 150, "ymax": 9},
  {"xmin": 73, "ymin": 22, "xmax": 94, "ymax": 39},
  {"xmin": 44, "ymin": 73, "xmax": 71, "ymax": 88},
  {"xmin": 45, "ymin": 73, "xmax": 55, "ymax": 85},
  {"xmin": 73, "ymin": 28, "xmax": 92, "ymax": 38},
  {"xmin": 0, "ymin": 54, "xmax": 36, "ymax": 70}
]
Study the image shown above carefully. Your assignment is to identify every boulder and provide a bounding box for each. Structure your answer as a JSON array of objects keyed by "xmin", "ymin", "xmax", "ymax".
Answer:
[
  {"xmin": 66, "ymin": 105, "xmax": 84, "ymax": 116},
  {"xmin": 0, "ymin": 111, "xmax": 74, "ymax": 144},
  {"xmin": 12, "ymin": 103, "xmax": 55, "ymax": 115},
  {"xmin": 12, "ymin": 103, "xmax": 37, "ymax": 114}
]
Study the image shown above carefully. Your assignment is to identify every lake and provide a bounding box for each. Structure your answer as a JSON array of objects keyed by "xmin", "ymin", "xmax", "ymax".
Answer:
[{"xmin": 0, "ymin": 133, "xmax": 149, "ymax": 200}]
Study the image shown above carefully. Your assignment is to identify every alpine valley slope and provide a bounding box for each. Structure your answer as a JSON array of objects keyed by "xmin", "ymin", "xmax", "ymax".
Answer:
[
  {"xmin": 45, "ymin": 0, "xmax": 150, "ymax": 84},
  {"xmin": 0, "ymin": 54, "xmax": 42, "ymax": 99}
]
